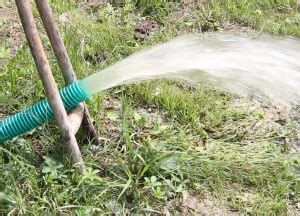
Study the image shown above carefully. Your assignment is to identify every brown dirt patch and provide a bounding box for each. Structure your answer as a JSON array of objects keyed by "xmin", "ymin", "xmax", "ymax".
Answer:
[
  {"xmin": 97, "ymin": 95, "xmax": 169, "ymax": 149},
  {"xmin": 98, "ymin": 95, "xmax": 122, "ymax": 147},
  {"xmin": 231, "ymin": 97, "xmax": 300, "ymax": 153},
  {"xmin": 84, "ymin": 52, "xmax": 107, "ymax": 65},
  {"xmin": 0, "ymin": 106, "xmax": 11, "ymax": 120},
  {"xmin": 179, "ymin": 194, "xmax": 239, "ymax": 215},
  {"xmin": 134, "ymin": 19, "xmax": 159, "ymax": 41},
  {"xmin": 0, "ymin": 5, "xmax": 23, "ymax": 57},
  {"xmin": 31, "ymin": 140, "xmax": 47, "ymax": 164}
]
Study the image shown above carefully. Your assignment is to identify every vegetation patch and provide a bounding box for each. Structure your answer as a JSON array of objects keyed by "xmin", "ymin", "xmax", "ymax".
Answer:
[{"xmin": 1, "ymin": 0, "xmax": 300, "ymax": 214}]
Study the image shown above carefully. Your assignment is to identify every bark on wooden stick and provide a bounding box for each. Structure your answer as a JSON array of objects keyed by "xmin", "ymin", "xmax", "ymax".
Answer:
[
  {"xmin": 35, "ymin": 0, "xmax": 75, "ymax": 83},
  {"xmin": 15, "ymin": 0, "xmax": 85, "ymax": 171},
  {"xmin": 68, "ymin": 102, "xmax": 84, "ymax": 134},
  {"xmin": 35, "ymin": 0, "xmax": 100, "ymax": 143}
]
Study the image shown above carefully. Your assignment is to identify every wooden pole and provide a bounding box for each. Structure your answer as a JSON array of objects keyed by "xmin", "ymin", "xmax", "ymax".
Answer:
[
  {"xmin": 15, "ymin": 0, "xmax": 85, "ymax": 172},
  {"xmin": 35, "ymin": 0, "xmax": 100, "ymax": 144},
  {"xmin": 35, "ymin": 0, "xmax": 76, "ymax": 83}
]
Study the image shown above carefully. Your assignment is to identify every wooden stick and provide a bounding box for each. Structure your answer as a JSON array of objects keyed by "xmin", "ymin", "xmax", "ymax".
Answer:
[
  {"xmin": 35, "ymin": 0, "xmax": 100, "ymax": 144},
  {"xmin": 68, "ymin": 102, "xmax": 84, "ymax": 134},
  {"xmin": 35, "ymin": 0, "xmax": 75, "ymax": 83},
  {"xmin": 15, "ymin": 0, "xmax": 85, "ymax": 172}
]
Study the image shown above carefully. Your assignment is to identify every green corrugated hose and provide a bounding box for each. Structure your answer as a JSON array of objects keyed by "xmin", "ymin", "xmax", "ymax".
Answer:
[{"xmin": 0, "ymin": 81, "xmax": 90, "ymax": 143}]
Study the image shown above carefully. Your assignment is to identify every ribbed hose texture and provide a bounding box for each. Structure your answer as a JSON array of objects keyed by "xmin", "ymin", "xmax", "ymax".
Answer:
[{"xmin": 0, "ymin": 81, "xmax": 90, "ymax": 143}]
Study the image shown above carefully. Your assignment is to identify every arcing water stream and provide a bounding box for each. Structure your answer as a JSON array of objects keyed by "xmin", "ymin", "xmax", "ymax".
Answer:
[
  {"xmin": 81, "ymin": 32, "xmax": 300, "ymax": 108},
  {"xmin": 1, "ymin": 32, "xmax": 300, "ymax": 142}
]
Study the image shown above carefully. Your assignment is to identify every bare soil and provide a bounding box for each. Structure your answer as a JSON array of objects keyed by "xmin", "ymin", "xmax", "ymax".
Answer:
[
  {"xmin": 134, "ymin": 19, "xmax": 159, "ymax": 41},
  {"xmin": 0, "ymin": 5, "xmax": 23, "ymax": 57}
]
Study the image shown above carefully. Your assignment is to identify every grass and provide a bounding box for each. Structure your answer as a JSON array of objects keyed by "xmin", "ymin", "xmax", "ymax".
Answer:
[
  {"xmin": 208, "ymin": 0, "xmax": 300, "ymax": 35},
  {"xmin": 1, "ymin": 0, "xmax": 300, "ymax": 214}
]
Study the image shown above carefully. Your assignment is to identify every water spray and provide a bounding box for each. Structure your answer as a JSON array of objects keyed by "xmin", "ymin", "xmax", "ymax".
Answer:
[{"xmin": 1, "ymin": 33, "xmax": 300, "ymax": 142}]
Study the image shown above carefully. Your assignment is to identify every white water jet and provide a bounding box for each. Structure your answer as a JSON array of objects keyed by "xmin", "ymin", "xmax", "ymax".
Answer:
[{"xmin": 81, "ymin": 32, "xmax": 300, "ymax": 108}]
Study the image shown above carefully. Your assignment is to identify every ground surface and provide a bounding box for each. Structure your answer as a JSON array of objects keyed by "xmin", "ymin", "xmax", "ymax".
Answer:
[
  {"xmin": 1, "ymin": 0, "xmax": 300, "ymax": 215},
  {"xmin": 0, "ymin": 2, "xmax": 22, "ymax": 69}
]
